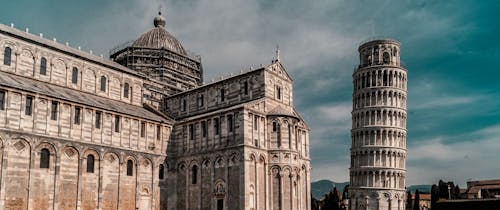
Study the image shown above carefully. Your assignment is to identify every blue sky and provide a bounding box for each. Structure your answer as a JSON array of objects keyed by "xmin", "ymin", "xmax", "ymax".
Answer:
[{"xmin": 2, "ymin": 0, "xmax": 499, "ymax": 186}]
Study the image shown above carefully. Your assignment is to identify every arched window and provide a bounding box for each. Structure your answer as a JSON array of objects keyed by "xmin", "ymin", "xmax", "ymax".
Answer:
[
  {"xmin": 86, "ymin": 154, "xmax": 95, "ymax": 173},
  {"xmin": 123, "ymin": 83, "xmax": 129, "ymax": 98},
  {"xmin": 277, "ymin": 124, "xmax": 281, "ymax": 147},
  {"xmin": 383, "ymin": 70, "xmax": 388, "ymax": 86},
  {"xmin": 294, "ymin": 127, "xmax": 298, "ymax": 149},
  {"xmin": 383, "ymin": 52, "xmax": 390, "ymax": 64},
  {"xmin": 198, "ymin": 94, "xmax": 204, "ymax": 107},
  {"xmin": 249, "ymin": 184, "xmax": 256, "ymax": 209},
  {"xmin": 227, "ymin": 114, "xmax": 233, "ymax": 132},
  {"xmin": 126, "ymin": 159, "xmax": 133, "ymax": 176},
  {"xmin": 159, "ymin": 164, "xmax": 165, "ymax": 180},
  {"xmin": 100, "ymin": 76, "xmax": 107, "ymax": 92},
  {"xmin": 243, "ymin": 81, "xmax": 249, "ymax": 95},
  {"xmin": 40, "ymin": 57, "xmax": 47, "ymax": 75},
  {"xmin": 3, "ymin": 47, "xmax": 11, "ymax": 66},
  {"xmin": 25, "ymin": 95, "xmax": 33, "ymax": 116},
  {"xmin": 273, "ymin": 122, "xmax": 281, "ymax": 147},
  {"xmin": 288, "ymin": 124, "xmax": 292, "ymax": 148},
  {"xmin": 0, "ymin": 90, "xmax": 5, "ymax": 110},
  {"xmin": 114, "ymin": 116, "xmax": 120, "ymax": 132},
  {"xmin": 214, "ymin": 118, "xmax": 220, "ymax": 135},
  {"xmin": 191, "ymin": 165, "xmax": 198, "ymax": 184},
  {"xmin": 220, "ymin": 88, "xmax": 225, "ymax": 102},
  {"xmin": 217, "ymin": 199, "xmax": 224, "ymax": 210},
  {"xmin": 40, "ymin": 148, "xmax": 50, "ymax": 168},
  {"xmin": 276, "ymin": 86, "xmax": 282, "ymax": 100},
  {"xmin": 157, "ymin": 125, "xmax": 161, "ymax": 140},
  {"xmin": 140, "ymin": 122, "xmax": 146, "ymax": 137},
  {"xmin": 71, "ymin": 67, "xmax": 78, "ymax": 84}
]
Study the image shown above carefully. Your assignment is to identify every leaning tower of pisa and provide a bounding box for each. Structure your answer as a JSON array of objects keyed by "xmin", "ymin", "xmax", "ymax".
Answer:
[{"xmin": 349, "ymin": 39, "xmax": 408, "ymax": 210}]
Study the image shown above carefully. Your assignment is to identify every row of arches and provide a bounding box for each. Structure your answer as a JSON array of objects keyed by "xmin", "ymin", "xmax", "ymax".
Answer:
[
  {"xmin": 353, "ymin": 109, "xmax": 407, "ymax": 128},
  {"xmin": 350, "ymin": 191, "xmax": 405, "ymax": 201},
  {"xmin": 350, "ymin": 194, "xmax": 405, "ymax": 210},
  {"xmin": 351, "ymin": 129, "xmax": 407, "ymax": 148},
  {"xmin": 252, "ymin": 113, "xmax": 309, "ymax": 157},
  {"xmin": 0, "ymin": 137, "xmax": 159, "ymax": 210},
  {"xmin": 165, "ymin": 74, "xmax": 261, "ymax": 114},
  {"xmin": 270, "ymin": 117, "xmax": 306, "ymax": 153},
  {"xmin": 179, "ymin": 113, "xmax": 238, "ymax": 154},
  {"xmin": 350, "ymin": 150, "xmax": 406, "ymax": 169},
  {"xmin": 1, "ymin": 43, "xmax": 143, "ymax": 105},
  {"xmin": 1, "ymin": 138, "xmax": 158, "ymax": 175},
  {"xmin": 270, "ymin": 164, "xmax": 308, "ymax": 210},
  {"xmin": 350, "ymin": 170, "xmax": 406, "ymax": 189},
  {"xmin": 353, "ymin": 90, "xmax": 407, "ymax": 109},
  {"xmin": 354, "ymin": 69, "xmax": 406, "ymax": 90},
  {"xmin": 0, "ymin": 90, "xmax": 166, "ymax": 153},
  {"xmin": 176, "ymin": 152, "xmax": 240, "ymax": 172},
  {"xmin": 360, "ymin": 44, "xmax": 400, "ymax": 67},
  {"xmin": 170, "ymin": 153, "xmax": 241, "ymax": 210},
  {"xmin": 247, "ymin": 152, "xmax": 309, "ymax": 210}
]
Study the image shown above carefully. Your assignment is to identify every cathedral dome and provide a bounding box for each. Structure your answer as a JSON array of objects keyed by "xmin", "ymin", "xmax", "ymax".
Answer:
[{"xmin": 132, "ymin": 11, "xmax": 187, "ymax": 55}]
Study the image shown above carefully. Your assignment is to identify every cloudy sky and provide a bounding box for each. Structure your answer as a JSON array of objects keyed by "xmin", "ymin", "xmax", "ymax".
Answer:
[{"xmin": 2, "ymin": 0, "xmax": 499, "ymax": 186}]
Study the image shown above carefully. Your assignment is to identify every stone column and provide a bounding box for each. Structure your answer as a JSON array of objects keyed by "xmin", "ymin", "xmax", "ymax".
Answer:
[
  {"xmin": 97, "ymin": 153, "xmax": 104, "ymax": 210},
  {"xmin": 76, "ymin": 156, "xmax": 83, "ymax": 210},
  {"xmin": 52, "ymin": 153, "xmax": 61, "ymax": 210}
]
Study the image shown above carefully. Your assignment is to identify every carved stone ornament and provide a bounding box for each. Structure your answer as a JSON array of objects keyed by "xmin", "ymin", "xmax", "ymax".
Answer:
[{"xmin": 13, "ymin": 140, "xmax": 26, "ymax": 151}]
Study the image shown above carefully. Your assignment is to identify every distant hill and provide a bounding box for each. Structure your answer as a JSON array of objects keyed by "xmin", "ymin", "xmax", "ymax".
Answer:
[
  {"xmin": 311, "ymin": 180, "xmax": 349, "ymax": 199},
  {"xmin": 311, "ymin": 180, "xmax": 432, "ymax": 199},
  {"xmin": 407, "ymin": 185, "xmax": 432, "ymax": 193}
]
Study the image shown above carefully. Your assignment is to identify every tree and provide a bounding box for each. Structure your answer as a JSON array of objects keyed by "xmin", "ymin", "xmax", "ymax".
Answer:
[
  {"xmin": 430, "ymin": 184, "xmax": 439, "ymax": 209},
  {"xmin": 413, "ymin": 190, "xmax": 420, "ymax": 210},
  {"xmin": 342, "ymin": 185, "xmax": 349, "ymax": 200},
  {"xmin": 322, "ymin": 187, "xmax": 341, "ymax": 210},
  {"xmin": 311, "ymin": 194, "xmax": 320, "ymax": 210},
  {"xmin": 340, "ymin": 185, "xmax": 349, "ymax": 210},
  {"xmin": 483, "ymin": 189, "xmax": 491, "ymax": 199},
  {"xmin": 406, "ymin": 191, "xmax": 412, "ymax": 210},
  {"xmin": 438, "ymin": 180, "xmax": 448, "ymax": 199},
  {"xmin": 453, "ymin": 184, "xmax": 461, "ymax": 199}
]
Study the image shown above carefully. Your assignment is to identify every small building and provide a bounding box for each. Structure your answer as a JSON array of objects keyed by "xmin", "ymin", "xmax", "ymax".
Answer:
[
  {"xmin": 409, "ymin": 193, "xmax": 431, "ymax": 210},
  {"xmin": 465, "ymin": 179, "xmax": 500, "ymax": 199},
  {"xmin": 434, "ymin": 198, "xmax": 500, "ymax": 210}
]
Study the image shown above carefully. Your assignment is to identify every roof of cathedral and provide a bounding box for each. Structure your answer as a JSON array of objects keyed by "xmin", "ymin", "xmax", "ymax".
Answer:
[
  {"xmin": 267, "ymin": 106, "xmax": 299, "ymax": 119},
  {"xmin": 0, "ymin": 24, "xmax": 146, "ymax": 78},
  {"xmin": 0, "ymin": 71, "xmax": 170, "ymax": 123},
  {"xmin": 132, "ymin": 11, "xmax": 187, "ymax": 55}
]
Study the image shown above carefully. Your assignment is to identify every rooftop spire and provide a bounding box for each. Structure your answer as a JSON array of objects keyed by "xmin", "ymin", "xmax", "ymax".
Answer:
[{"xmin": 275, "ymin": 45, "xmax": 280, "ymax": 62}]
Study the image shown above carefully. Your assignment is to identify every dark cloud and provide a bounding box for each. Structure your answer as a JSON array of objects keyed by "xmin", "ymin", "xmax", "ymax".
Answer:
[{"xmin": 1, "ymin": 0, "xmax": 499, "ymax": 185}]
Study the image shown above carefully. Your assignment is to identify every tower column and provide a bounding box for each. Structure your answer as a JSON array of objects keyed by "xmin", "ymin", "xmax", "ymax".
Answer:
[{"xmin": 350, "ymin": 39, "xmax": 407, "ymax": 210}]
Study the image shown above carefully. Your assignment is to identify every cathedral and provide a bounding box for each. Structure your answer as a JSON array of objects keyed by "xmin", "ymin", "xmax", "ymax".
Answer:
[{"xmin": 0, "ymin": 10, "xmax": 310, "ymax": 210}]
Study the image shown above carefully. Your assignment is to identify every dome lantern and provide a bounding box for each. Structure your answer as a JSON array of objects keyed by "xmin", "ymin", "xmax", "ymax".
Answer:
[
  {"xmin": 131, "ymin": 10, "xmax": 186, "ymax": 55},
  {"xmin": 153, "ymin": 10, "xmax": 166, "ymax": 28}
]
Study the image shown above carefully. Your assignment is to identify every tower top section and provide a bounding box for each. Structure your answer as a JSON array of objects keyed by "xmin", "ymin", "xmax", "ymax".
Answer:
[
  {"xmin": 357, "ymin": 38, "xmax": 402, "ymax": 69},
  {"xmin": 358, "ymin": 38, "xmax": 400, "ymax": 51}
]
